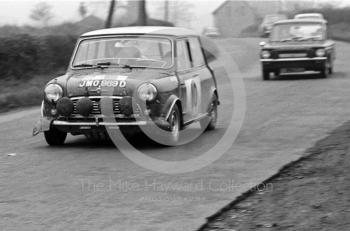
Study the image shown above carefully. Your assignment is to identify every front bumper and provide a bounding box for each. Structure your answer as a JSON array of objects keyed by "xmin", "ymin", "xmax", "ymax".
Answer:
[
  {"xmin": 32, "ymin": 117, "xmax": 171, "ymax": 136},
  {"xmin": 261, "ymin": 57, "xmax": 327, "ymax": 71}
]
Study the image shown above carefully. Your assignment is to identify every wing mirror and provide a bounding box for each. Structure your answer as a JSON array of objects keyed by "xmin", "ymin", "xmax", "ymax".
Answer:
[{"xmin": 259, "ymin": 41, "xmax": 266, "ymax": 47}]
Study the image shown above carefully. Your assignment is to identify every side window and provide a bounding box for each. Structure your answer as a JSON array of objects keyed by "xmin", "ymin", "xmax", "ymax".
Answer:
[
  {"xmin": 176, "ymin": 40, "xmax": 191, "ymax": 71},
  {"xmin": 189, "ymin": 37, "xmax": 205, "ymax": 67}
]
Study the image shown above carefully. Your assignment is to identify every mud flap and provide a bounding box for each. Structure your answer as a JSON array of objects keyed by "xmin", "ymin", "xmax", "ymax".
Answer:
[{"xmin": 32, "ymin": 118, "xmax": 52, "ymax": 136}]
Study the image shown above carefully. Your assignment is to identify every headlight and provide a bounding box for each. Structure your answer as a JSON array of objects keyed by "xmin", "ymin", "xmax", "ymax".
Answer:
[
  {"xmin": 45, "ymin": 84, "xmax": 63, "ymax": 102},
  {"xmin": 261, "ymin": 50, "xmax": 271, "ymax": 59},
  {"xmin": 137, "ymin": 83, "xmax": 157, "ymax": 101},
  {"xmin": 315, "ymin": 49, "xmax": 326, "ymax": 57}
]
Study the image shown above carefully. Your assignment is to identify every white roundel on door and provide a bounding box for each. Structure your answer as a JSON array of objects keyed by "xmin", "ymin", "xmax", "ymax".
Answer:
[{"xmin": 185, "ymin": 77, "xmax": 201, "ymax": 116}]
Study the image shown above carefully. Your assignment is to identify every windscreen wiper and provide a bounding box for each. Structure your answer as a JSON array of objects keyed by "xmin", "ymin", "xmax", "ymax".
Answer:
[
  {"xmin": 96, "ymin": 62, "xmax": 133, "ymax": 69},
  {"xmin": 297, "ymin": 36, "xmax": 321, "ymax": 41},
  {"xmin": 73, "ymin": 63, "xmax": 94, "ymax": 68}
]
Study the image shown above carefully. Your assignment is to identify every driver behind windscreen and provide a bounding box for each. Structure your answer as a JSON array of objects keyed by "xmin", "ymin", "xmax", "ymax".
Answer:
[{"xmin": 114, "ymin": 41, "xmax": 142, "ymax": 59}]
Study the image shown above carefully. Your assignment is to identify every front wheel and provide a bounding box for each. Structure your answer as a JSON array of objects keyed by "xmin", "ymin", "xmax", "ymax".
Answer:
[
  {"xmin": 320, "ymin": 61, "xmax": 329, "ymax": 78},
  {"xmin": 167, "ymin": 104, "xmax": 181, "ymax": 144},
  {"xmin": 262, "ymin": 68, "xmax": 270, "ymax": 80},
  {"xmin": 44, "ymin": 126, "xmax": 67, "ymax": 146},
  {"xmin": 328, "ymin": 59, "xmax": 334, "ymax": 74}
]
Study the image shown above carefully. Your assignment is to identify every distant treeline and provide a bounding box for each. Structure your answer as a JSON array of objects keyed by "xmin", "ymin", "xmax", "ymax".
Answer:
[
  {"xmin": 0, "ymin": 21, "xmax": 98, "ymax": 80},
  {"xmin": 0, "ymin": 34, "xmax": 76, "ymax": 80}
]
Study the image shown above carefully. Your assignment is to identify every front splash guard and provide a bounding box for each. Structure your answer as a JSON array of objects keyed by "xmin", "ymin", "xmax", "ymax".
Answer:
[{"xmin": 32, "ymin": 118, "xmax": 52, "ymax": 136}]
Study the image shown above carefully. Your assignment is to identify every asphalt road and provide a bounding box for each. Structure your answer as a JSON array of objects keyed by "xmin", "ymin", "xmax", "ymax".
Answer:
[{"xmin": 2, "ymin": 38, "xmax": 350, "ymax": 231}]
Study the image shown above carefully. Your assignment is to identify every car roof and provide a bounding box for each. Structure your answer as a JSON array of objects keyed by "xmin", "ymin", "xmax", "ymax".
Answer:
[
  {"xmin": 274, "ymin": 19, "xmax": 327, "ymax": 25},
  {"xmin": 295, "ymin": 13, "xmax": 323, "ymax": 17},
  {"xmin": 81, "ymin": 26, "xmax": 197, "ymax": 38}
]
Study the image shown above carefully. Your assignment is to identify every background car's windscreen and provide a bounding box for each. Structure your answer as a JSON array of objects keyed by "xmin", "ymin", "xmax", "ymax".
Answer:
[
  {"xmin": 263, "ymin": 15, "xmax": 286, "ymax": 24},
  {"xmin": 296, "ymin": 16, "xmax": 322, "ymax": 20},
  {"xmin": 271, "ymin": 23, "xmax": 325, "ymax": 41},
  {"xmin": 73, "ymin": 37, "xmax": 172, "ymax": 68}
]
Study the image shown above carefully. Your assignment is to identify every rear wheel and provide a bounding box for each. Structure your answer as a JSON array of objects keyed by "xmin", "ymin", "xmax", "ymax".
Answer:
[
  {"xmin": 201, "ymin": 95, "xmax": 218, "ymax": 131},
  {"xmin": 44, "ymin": 126, "xmax": 67, "ymax": 146}
]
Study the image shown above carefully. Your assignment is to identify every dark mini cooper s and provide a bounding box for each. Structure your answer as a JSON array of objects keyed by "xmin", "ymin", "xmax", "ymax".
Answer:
[
  {"xmin": 260, "ymin": 19, "xmax": 336, "ymax": 80},
  {"xmin": 33, "ymin": 27, "xmax": 219, "ymax": 146}
]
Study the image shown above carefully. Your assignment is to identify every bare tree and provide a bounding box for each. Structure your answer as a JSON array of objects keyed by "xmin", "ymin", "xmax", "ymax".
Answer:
[
  {"xmin": 169, "ymin": 1, "xmax": 194, "ymax": 27},
  {"xmin": 105, "ymin": 0, "xmax": 116, "ymax": 28},
  {"xmin": 30, "ymin": 2, "xmax": 53, "ymax": 27},
  {"xmin": 164, "ymin": 0, "xmax": 169, "ymax": 21},
  {"xmin": 155, "ymin": 0, "xmax": 193, "ymax": 27},
  {"xmin": 137, "ymin": 0, "xmax": 147, "ymax": 26},
  {"xmin": 79, "ymin": 2, "xmax": 88, "ymax": 19}
]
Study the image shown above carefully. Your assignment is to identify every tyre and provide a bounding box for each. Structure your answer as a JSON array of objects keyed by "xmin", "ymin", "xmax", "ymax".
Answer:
[
  {"xmin": 262, "ymin": 68, "xmax": 270, "ymax": 80},
  {"xmin": 167, "ymin": 104, "xmax": 181, "ymax": 144},
  {"xmin": 320, "ymin": 61, "xmax": 329, "ymax": 78},
  {"xmin": 328, "ymin": 66, "xmax": 333, "ymax": 75},
  {"xmin": 44, "ymin": 126, "xmax": 67, "ymax": 146},
  {"xmin": 201, "ymin": 95, "xmax": 218, "ymax": 131},
  {"xmin": 328, "ymin": 60, "xmax": 333, "ymax": 74}
]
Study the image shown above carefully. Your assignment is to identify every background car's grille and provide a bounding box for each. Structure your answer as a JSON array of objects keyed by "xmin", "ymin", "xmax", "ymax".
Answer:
[
  {"xmin": 277, "ymin": 50, "xmax": 310, "ymax": 58},
  {"xmin": 71, "ymin": 98, "xmax": 121, "ymax": 115},
  {"xmin": 279, "ymin": 53, "xmax": 307, "ymax": 58}
]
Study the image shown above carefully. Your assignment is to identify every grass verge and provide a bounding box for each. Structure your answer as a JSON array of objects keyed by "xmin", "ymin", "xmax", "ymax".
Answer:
[
  {"xmin": 198, "ymin": 120, "xmax": 350, "ymax": 230},
  {"xmin": 0, "ymin": 70, "xmax": 64, "ymax": 113}
]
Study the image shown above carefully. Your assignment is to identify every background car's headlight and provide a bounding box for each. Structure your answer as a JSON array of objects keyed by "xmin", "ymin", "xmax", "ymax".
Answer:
[
  {"xmin": 315, "ymin": 49, "xmax": 326, "ymax": 57},
  {"xmin": 261, "ymin": 50, "xmax": 271, "ymax": 59},
  {"xmin": 45, "ymin": 84, "xmax": 63, "ymax": 102},
  {"xmin": 137, "ymin": 83, "xmax": 157, "ymax": 101}
]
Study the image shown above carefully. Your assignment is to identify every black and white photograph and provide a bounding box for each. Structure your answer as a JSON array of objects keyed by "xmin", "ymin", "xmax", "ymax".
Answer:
[{"xmin": 1, "ymin": 0, "xmax": 350, "ymax": 230}]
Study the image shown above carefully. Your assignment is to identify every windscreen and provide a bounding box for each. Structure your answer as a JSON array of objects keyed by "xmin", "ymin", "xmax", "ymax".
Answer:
[
  {"xmin": 271, "ymin": 23, "xmax": 325, "ymax": 42},
  {"xmin": 72, "ymin": 37, "xmax": 173, "ymax": 69}
]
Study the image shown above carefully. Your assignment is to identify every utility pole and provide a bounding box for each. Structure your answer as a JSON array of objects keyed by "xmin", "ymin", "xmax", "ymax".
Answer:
[{"xmin": 105, "ymin": 0, "xmax": 116, "ymax": 28}]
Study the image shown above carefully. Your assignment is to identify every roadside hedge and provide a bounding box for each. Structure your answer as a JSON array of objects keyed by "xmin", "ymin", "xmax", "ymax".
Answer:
[{"xmin": 0, "ymin": 34, "xmax": 77, "ymax": 80}]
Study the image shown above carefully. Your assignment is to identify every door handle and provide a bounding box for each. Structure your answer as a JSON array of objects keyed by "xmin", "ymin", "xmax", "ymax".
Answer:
[{"xmin": 192, "ymin": 73, "xmax": 199, "ymax": 77}]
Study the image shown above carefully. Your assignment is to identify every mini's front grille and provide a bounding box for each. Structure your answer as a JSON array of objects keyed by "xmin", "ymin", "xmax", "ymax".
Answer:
[{"xmin": 71, "ymin": 97, "xmax": 128, "ymax": 116}]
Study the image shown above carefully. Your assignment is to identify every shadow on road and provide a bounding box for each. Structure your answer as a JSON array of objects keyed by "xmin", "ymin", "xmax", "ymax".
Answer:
[
  {"xmin": 270, "ymin": 71, "xmax": 346, "ymax": 81},
  {"xmin": 61, "ymin": 132, "xmax": 165, "ymax": 150}
]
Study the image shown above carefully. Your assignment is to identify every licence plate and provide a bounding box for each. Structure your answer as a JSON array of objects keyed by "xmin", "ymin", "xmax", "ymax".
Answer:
[
  {"xmin": 282, "ymin": 68, "xmax": 305, "ymax": 73},
  {"xmin": 279, "ymin": 53, "xmax": 307, "ymax": 58}
]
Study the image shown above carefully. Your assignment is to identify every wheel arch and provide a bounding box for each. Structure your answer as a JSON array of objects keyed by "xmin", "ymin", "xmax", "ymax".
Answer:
[{"xmin": 163, "ymin": 95, "xmax": 184, "ymax": 127}]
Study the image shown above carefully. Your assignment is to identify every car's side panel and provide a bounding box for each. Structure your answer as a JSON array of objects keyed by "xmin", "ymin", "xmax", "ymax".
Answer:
[{"xmin": 175, "ymin": 39, "xmax": 198, "ymax": 122}]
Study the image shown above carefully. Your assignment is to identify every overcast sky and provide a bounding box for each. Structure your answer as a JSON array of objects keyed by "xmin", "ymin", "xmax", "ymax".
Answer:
[
  {"xmin": 0, "ymin": 0, "xmax": 225, "ymax": 29},
  {"xmin": 0, "ymin": 0, "xmax": 346, "ymax": 30}
]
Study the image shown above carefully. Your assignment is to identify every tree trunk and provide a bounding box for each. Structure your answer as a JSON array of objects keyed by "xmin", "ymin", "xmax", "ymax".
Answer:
[
  {"xmin": 138, "ymin": 0, "xmax": 147, "ymax": 26},
  {"xmin": 164, "ymin": 0, "xmax": 169, "ymax": 21},
  {"xmin": 105, "ymin": 0, "xmax": 116, "ymax": 28}
]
